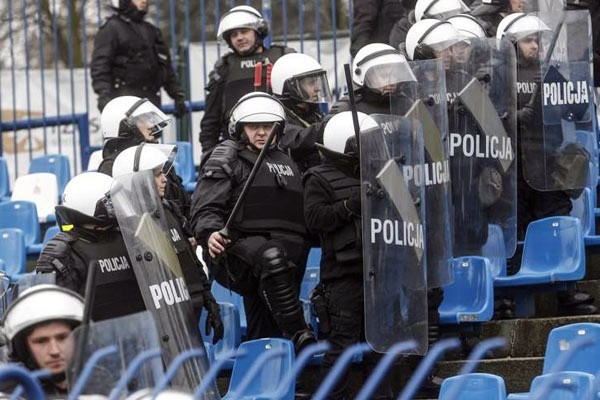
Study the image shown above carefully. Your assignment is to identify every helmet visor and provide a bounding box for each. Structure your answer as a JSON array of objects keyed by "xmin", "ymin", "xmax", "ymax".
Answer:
[
  {"xmin": 424, "ymin": 3, "xmax": 469, "ymax": 20},
  {"xmin": 129, "ymin": 111, "xmax": 172, "ymax": 139},
  {"xmin": 364, "ymin": 62, "xmax": 417, "ymax": 89},
  {"xmin": 286, "ymin": 70, "xmax": 332, "ymax": 103}
]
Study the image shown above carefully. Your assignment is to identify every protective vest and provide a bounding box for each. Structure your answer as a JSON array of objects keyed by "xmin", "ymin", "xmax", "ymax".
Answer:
[
  {"xmin": 234, "ymin": 147, "xmax": 306, "ymax": 236},
  {"xmin": 306, "ymin": 164, "xmax": 362, "ymax": 265},
  {"xmin": 71, "ymin": 232, "xmax": 145, "ymax": 321},
  {"xmin": 222, "ymin": 46, "xmax": 289, "ymax": 113}
]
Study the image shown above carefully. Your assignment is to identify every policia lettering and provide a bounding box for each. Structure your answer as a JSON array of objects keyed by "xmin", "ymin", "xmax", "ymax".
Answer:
[
  {"xmin": 449, "ymin": 133, "xmax": 514, "ymax": 162},
  {"xmin": 149, "ymin": 277, "xmax": 191, "ymax": 309},
  {"xmin": 370, "ymin": 219, "xmax": 425, "ymax": 248},
  {"xmin": 543, "ymin": 81, "xmax": 590, "ymax": 106}
]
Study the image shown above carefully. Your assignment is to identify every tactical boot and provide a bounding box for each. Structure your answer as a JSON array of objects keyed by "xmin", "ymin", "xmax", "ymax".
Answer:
[
  {"xmin": 291, "ymin": 329, "xmax": 317, "ymax": 354},
  {"xmin": 557, "ymin": 289, "xmax": 598, "ymax": 316}
]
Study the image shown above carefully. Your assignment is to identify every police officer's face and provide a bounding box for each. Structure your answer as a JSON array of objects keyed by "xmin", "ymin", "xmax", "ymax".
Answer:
[
  {"xmin": 299, "ymin": 77, "xmax": 322, "ymax": 102},
  {"xmin": 136, "ymin": 120, "xmax": 158, "ymax": 143},
  {"xmin": 244, "ymin": 122, "xmax": 274, "ymax": 149},
  {"xmin": 229, "ymin": 28, "xmax": 258, "ymax": 54},
  {"xmin": 509, "ymin": 0, "xmax": 526, "ymax": 12},
  {"xmin": 154, "ymin": 170, "xmax": 167, "ymax": 197},
  {"xmin": 451, "ymin": 42, "xmax": 472, "ymax": 64},
  {"xmin": 131, "ymin": 0, "xmax": 148, "ymax": 12},
  {"xmin": 518, "ymin": 35, "xmax": 539, "ymax": 62},
  {"xmin": 26, "ymin": 321, "xmax": 74, "ymax": 375},
  {"xmin": 435, "ymin": 48, "xmax": 453, "ymax": 70}
]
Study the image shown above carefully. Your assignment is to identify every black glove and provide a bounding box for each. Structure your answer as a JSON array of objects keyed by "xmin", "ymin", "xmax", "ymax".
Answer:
[
  {"xmin": 203, "ymin": 292, "xmax": 224, "ymax": 345},
  {"xmin": 97, "ymin": 92, "xmax": 111, "ymax": 112},
  {"xmin": 173, "ymin": 92, "xmax": 187, "ymax": 119},
  {"xmin": 517, "ymin": 104, "xmax": 535, "ymax": 125},
  {"xmin": 344, "ymin": 187, "xmax": 361, "ymax": 217}
]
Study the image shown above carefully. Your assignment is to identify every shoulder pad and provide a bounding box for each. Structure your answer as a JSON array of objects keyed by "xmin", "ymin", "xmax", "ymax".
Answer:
[
  {"xmin": 202, "ymin": 140, "xmax": 239, "ymax": 179},
  {"xmin": 41, "ymin": 232, "xmax": 77, "ymax": 257}
]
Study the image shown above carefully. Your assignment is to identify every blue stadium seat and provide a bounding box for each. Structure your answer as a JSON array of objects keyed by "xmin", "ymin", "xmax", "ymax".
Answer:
[
  {"xmin": 171, "ymin": 141, "xmax": 197, "ymax": 192},
  {"xmin": 571, "ymin": 188, "xmax": 594, "ymax": 237},
  {"xmin": 211, "ymin": 281, "xmax": 247, "ymax": 336},
  {"xmin": 0, "ymin": 157, "xmax": 10, "ymax": 202},
  {"xmin": 222, "ymin": 338, "xmax": 295, "ymax": 400},
  {"xmin": 439, "ymin": 257, "xmax": 494, "ymax": 325},
  {"xmin": 28, "ymin": 154, "xmax": 71, "ymax": 199},
  {"xmin": 199, "ymin": 302, "xmax": 241, "ymax": 370},
  {"xmin": 482, "ymin": 224, "xmax": 507, "ymax": 277},
  {"xmin": 495, "ymin": 216, "xmax": 585, "ymax": 287},
  {"xmin": 42, "ymin": 225, "xmax": 61, "ymax": 246},
  {"xmin": 0, "ymin": 229, "xmax": 28, "ymax": 282},
  {"xmin": 439, "ymin": 373, "xmax": 507, "ymax": 400},
  {"xmin": 306, "ymin": 247, "xmax": 321, "ymax": 269},
  {"xmin": 507, "ymin": 371, "xmax": 596, "ymax": 400},
  {"xmin": 0, "ymin": 201, "xmax": 43, "ymax": 254},
  {"xmin": 300, "ymin": 267, "xmax": 319, "ymax": 301}
]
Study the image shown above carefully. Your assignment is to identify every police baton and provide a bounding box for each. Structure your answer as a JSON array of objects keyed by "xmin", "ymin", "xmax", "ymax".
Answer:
[
  {"xmin": 218, "ymin": 121, "xmax": 282, "ymax": 240},
  {"xmin": 343, "ymin": 64, "xmax": 361, "ymax": 153}
]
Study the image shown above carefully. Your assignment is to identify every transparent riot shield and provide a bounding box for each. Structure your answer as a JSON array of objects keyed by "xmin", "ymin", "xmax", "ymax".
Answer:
[
  {"xmin": 406, "ymin": 58, "xmax": 454, "ymax": 288},
  {"xmin": 521, "ymin": 10, "xmax": 597, "ymax": 192},
  {"xmin": 110, "ymin": 171, "xmax": 217, "ymax": 398},
  {"xmin": 447, "ymin": 37, "xmax": 518, "ymax": 258},
  {"xmin": 361, "ymin": 114, "xmax": 428, "ymax": 354},
  {"xmin": 66, "ymin": 311, "xmax": 162, "ymax": 397}
]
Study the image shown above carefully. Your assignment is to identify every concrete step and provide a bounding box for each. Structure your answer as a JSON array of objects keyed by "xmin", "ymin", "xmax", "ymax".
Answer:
[{"xmin": 533, "ymin": 279, "xmax": 600, "ymax": 317}]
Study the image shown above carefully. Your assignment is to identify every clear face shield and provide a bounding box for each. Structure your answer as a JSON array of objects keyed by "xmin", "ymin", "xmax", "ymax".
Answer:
[
  {"xmin": 424, "ymin": 1, "xmax": 470, "ymax": 20},
  {"xmin": 286, "ymin": 70, "xmax": 333, "ymax": 103},
  {"xmin": 363, "ymin": 62, "xmax": 417, "ymax": 92},
  {"xmin": 126, "ymin": 100, "xmax": 172, "ymax": 141}
]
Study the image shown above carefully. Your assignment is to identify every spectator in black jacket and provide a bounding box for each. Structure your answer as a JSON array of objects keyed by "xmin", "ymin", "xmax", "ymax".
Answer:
[
  {"xmin": 90, "ymin": 0, "xmax": 186, "ymax": 117},
  {"xmin": 350, "ymin": 0, "xmax": 407, "ymax": 57}
]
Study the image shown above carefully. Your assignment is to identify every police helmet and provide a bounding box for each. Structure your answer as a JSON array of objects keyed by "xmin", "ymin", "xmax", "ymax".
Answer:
[
  {"xmin": 55, "ymin": 172, "xmax": 114, "ymax": 228},
  {"xmin": 405, "ymin": 19, "xmax": 463, "ymax": 60},
  {"xmin": 228, "ymin": 92, "xmax": 286, "ymax": 140},
  {"xmin": 101, "ymin": 96, "xmax": 171, "ymax": 142},
  {"xmin": 470, "ymin": 0, "xmax": 508, "ymax": 16},
  {"xmin": 216, "ymin": 5, "xmax": 269, "ymax": 45},
  {"xmin": 109, "ymin": 0, "xmax": 130, "ymax": 11},
  {"xmin": 271, "ymin": 53, "xmax": 332, "ymax": 104},
  {"xmin": 1, "ymin": 284, "xmax": 84, "ymax": 364},
  {"xmin": 446, "ymin": 14, "xmax": 487, "ymax": 39},
  {"xmin": 496, "ymin": 13, "xmax": 551, "ymax": 42},
  {"xmin": 415, "ymin": 0, "xmax": 470, "ymax": 21},
  {"xmin": 321, "ymin": 111, "xmax": 379, "ymax": 156},
  {"xmin": 352, "ymin": 43, "xmax": 416, "ymax": 89},
  {"xmin": 112, "ymin": 143, "xmax": 177, "ymax": 178}
]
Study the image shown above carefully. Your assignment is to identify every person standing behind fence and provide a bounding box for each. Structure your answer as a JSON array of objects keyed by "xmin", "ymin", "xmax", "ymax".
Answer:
[
  {"xmin": 90, "ymin": 0, "xmax": 186, "ymax": 118},
  {"xmin": 198, "ymin": 5, "xmax": 295, "ymax": 160}
]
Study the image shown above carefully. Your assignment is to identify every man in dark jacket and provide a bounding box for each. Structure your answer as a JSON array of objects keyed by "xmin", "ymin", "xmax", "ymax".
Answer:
[
  {"xmin": 90, "ymin": 0, "xmax": 186, "ymax": 117},
  {"xmin": 350, "ymin": 0, "xmax": 407, "ymax": 57}
]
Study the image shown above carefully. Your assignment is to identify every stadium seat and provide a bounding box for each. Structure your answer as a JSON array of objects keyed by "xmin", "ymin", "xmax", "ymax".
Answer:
[
  {"xmin": 42, "ymin": 225, "xmax": 61, "ymax": 245},
  {"xmin": 222, "ymin": 338, "xmax": 295, "ymax": 400},
  {"xmin": 211, "ymin": 281, "xmax": 247, "ymax": 336},
  {"xmin": 28, "ymin": 154, "xmax": 71, "ymax": 199},
  {"xmin": 439, "ymin": 373, "xmax": 507, "ymax": 400},
  {"xmin": 0, "ymin": 157, "xmax": 10, "ymax": 202},
  {"xmin": 439, "ymin": 257, "xmax": 494, "ymax": 324},
  {"xmin": 0, "ymin": 229, "xmax": 28, "ymax": 282},
  {"xmin": 199, "ymin": 302, "xmax": 241, "ymax": 370},
  {"xmin": 482, "ymin": 224, "xmax": 507, "ymax": 277},
  {"xmin": 86, "ymin": 149, "xmax": 104, "ymax": 171},
  {"xmin": 495, "ymin": 216, "xmax": 585, "ymax": 287},
  {"xmin": 507, "ymin": 371, "xmax": 596, "ymax": 400},
  {"xmin": 0, "ymin": 201, "xmax": 43, "ymax": 254},
  {"xmin": 171, "ymin": 141, "xmax": 196, "ymax": 192},
  {"xmin": 306, "ymin": 247, "xmax": 321, "ymax": 270},
  {"xmin": 10, "ymin": 173, "xmax": 58, "ymax": 223},
  {"xmin": 300, "ymin": 267, "xmax": 319, "ymax": 301}
]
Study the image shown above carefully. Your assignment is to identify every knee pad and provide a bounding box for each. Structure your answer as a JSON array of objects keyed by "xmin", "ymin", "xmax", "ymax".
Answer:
[{"xmin": 256, "ymin": 242, "xmax": 293, "ymax": 279}]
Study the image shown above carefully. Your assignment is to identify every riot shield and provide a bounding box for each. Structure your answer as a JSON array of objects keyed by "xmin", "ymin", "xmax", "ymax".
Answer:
[
  {"xmin": 447, "ymin": 37, "xmax": 518, "ymax": 258},
  {"xmin": 406, "ymin": 58, "xmax": 454, "ymax": 289},
  {"xmin": 66, "ymin": 311, "xmax": 162, "ymax": 397},
  {"xmin": 521, "ymin": 10, "xmax": 596, "ymax": 192},
  {"xmin": 110, "ymin": 171, "xmax": 217, "ymax": 398},
  {"xmin": 361, "ymin": 114, "xmax": 428, "ymax": 354}
]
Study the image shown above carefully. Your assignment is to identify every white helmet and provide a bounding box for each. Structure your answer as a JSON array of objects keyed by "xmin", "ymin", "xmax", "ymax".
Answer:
[
  {"xmin": 322, "ymin": 111, "xmax": 379, "ymax": 155},
  {"xmin": 61, "ymin": 172, "xmax": 114, "ymax": 218},
  {"xmin": 216, "ymin": 5, "xmax": 268, "ymax": 44},
  {"xmin": 352, "ymin": 43, "xmax": 416, "ymax": 89},
  {"xmin": 405, "ymin": 19, "xmax": 463, "ymax": 60},
  {"xmin": 112, "ymin": 143, "xmax": 177, "ymax": 178},
  {"xmin": 496, "ymin": 13, "xmax": 551, "ymax": 42},
  {"xmin": 2, "ymin": 284, "xmax": 84, "ymax": 362},
  {"xmin": 447, "ymin": 14, "xmax": 487, "ymax": 39},
  {"xmin": 271, "ymin": 53, "xmax": 332, "ymax": 104},
  {"xmin": 100, "ymin": 96, "xmax": 171, "ymax": 141},
  {"xmin": 229, "ymin": 92, "xmax": 286, "ymax": 140},
  {"xmin": 415, "ymin": 0, "xmax": 470, "ymax": 21}
]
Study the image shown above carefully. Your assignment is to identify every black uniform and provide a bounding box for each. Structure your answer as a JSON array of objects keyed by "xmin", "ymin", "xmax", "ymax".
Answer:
[
  {"xmin": 90, "ymin": 8, "xmax": 183, "ymax": 111},
  {"xmin": 190, "ymin": 139, "xmax": 312, "ymax": 344},
  {"xmin": 350, "ymin": 0, "xmax": 407, "ymax": 57},
  {"xmin": 199, "ymin": 45, "xmax": 295, "ymax": 157},
  {"xmin": 388, "ymin": 13, "xmax": 415, "ymax": 52},
  {"xmin": 304, "ymin": 160, "xmax": 392, "ymax": 399}
]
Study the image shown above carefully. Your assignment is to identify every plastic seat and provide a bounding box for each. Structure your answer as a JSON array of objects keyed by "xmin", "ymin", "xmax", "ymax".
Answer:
[
  {"xmin": 508, "ymin": 371, "xmax": 596, "ymax": 400},
  {"xmin": 0, "ymin": 201, "xmax": 42, "ymax": 254},
  {"xmin": 495, "ymin": 217, "xmax": 585, "ymax": 287},
  {"xmin": 482, "ymin": 224, "xmax": 507, "ymax": 277},
  {"xmin": 439, "ymin": 256, "xmax": 494, "ymax": 324},
  {"xmin": 0, "ymin": 229, "xmax": 28, "ymax": 282},
  {"xmin": 306, "ymin": 247, "xmax": 321, "ymax": 269},
  {"xmin": 211, "ymin": 281, "xmax": 247, "ymax": 336},
  {"xmin": 42, "ymin": 225, "xmax": 61, "ymax": 245},
  {"xmin": 171, "ymin": 141, "xmax": 196, "ymax": 191},
  {"xmin": 0, "ymin": 157, "xmax": 10, "ymax": 202},
  {"xmin": 199, "ymin": 302, "xmax": 241, "ymax": 370},
  {"xmin": 439, "ymin": 373, "xmax": 507, "ymax": 400},
  {"xmin": 28, "ymin": 154, "xmax": 71, "ymax": 199},
  {"xmin": 222, "ymin": 338, "xmax": 295, "ymax": 400},
  {"xmin": 300, "ymin": 267, "xmax": 319, "ymax": 301},
  {"xmin": 10, "ymin": 173, "xmax": 58, "ymax": 223},
  {"xmin": 86, "ymin": 149, "xmax": 104, "ymax": 171},
  {"xmin": 571, "ymin": 187, "xmax": 594, "ymax": 237}
]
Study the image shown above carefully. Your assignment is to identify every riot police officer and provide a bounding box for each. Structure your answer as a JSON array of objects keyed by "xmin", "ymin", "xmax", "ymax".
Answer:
[
  {"xmin": 98, "ymin": 95, "xmax": 191, "ymax": 217},
  {"xmin": 271, "ymin": 53, "xmax": 332, "ymax": 172},
  {"xmin": 1, "ymin": 284, "xmax": 84, "ymax": 397},
  {"xmin": 199, "ymin": 5, "xmax": 295, "ymax": 159},
  {"xmin": 90, "ymin": 0, "xmax": 186, "ymax": 116},
  {"xmin": 112, "ymin": 143, "xmax": 223, "ymax": 340},
  {"xmin": 191, "ymin": 92, "xmax": 316, "ymax": 351}
]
